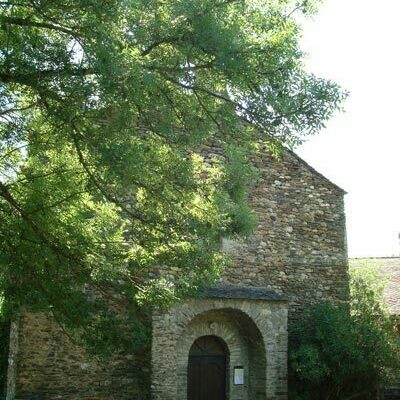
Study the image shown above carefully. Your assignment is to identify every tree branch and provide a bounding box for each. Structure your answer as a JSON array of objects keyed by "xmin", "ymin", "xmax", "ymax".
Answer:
[
  {"xmin": 0, "ymin": 102, "xmax": 38, "ymax": 117},
  {"xmin": 0, "ymin": 15, "xmax": 79, "ymax": 36},
  {"xmin": 141, "ymin": 36, "xmax": 183, "ymax": 57},
  {"xmin": 146, "ymin": 61, "xmax": 215, "ymax": 73},
  {"xmin": 0, "ymin": 181, "xmax": 74, "ymax": 260},
  {"xmin": 0, "ymin": 68, "xmax": 95, "ymax": 86},
  {"xmin": 71, "ymin": 132, "xmax": 149, "ymax": 225},
  {"xmin": 26, "ymin": 190, "xmax": 89, "ymax": 215}
]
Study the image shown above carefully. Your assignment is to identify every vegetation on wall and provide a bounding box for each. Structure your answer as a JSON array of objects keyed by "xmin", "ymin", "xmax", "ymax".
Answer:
[
  {"xmin": 289, "ymin": 264, "xmax": 400, "ymax": 400},
  {"xmin": 0, "ymin": 0, "xmax": 346, "ymax": 354}
]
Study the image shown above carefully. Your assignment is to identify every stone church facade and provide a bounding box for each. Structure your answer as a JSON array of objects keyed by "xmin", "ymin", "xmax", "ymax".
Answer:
[{"xmin": 6, "ymin": 149, "xmax": 349, "ymax": 400}]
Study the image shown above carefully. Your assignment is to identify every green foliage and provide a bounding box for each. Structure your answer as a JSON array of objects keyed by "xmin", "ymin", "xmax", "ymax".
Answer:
[
  {"xmin": 218, "ymin": 145, "xmax": 258, "ymax": 236},
  {"xmin": 0, "ymin": 0, "xmax": 345, "ymax": 354},
  {"xmin": 289, "ymin": 266, "xmax": 400, "ymax": 400}
]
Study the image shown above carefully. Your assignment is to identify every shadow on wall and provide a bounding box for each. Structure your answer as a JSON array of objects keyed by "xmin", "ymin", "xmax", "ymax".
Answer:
[
  {"xmin": 177, "ymin": 308, "xmax": 267, "ymax": 400},
  {"xmin": 0, "ymin": 318, "xmax": 10, "ymax": 399}
]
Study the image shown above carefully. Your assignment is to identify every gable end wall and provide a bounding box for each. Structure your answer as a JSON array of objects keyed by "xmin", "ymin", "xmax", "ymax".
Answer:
[
  {"xmin": 8, "ymin": 149, "xmax": 349, "ymax": 399},
  {"xmin": 220, "ymin": 149, "xmax": 349, "ymax": 316}
]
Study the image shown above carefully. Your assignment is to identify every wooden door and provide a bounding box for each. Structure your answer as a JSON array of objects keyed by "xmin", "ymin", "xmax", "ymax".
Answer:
[{"xmin": 187, "ymin": 336, "xmax": 227, "ymax": 400}]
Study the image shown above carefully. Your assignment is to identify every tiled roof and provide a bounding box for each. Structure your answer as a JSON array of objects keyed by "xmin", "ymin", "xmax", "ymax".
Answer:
[{"xmin": 350, "ymin": 257, "xmax": 400, "ymax": 315}]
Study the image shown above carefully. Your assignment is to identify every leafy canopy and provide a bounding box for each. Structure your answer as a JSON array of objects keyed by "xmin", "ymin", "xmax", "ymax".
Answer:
[{"xmin": 0, "ymin": 0, "xmax": 345, "ymax": 353}]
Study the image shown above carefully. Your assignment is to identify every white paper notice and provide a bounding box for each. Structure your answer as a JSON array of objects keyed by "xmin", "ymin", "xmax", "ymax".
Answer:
[{"xmin": 234, "ymin": 367, "xmax": 244, "ymax": 385}]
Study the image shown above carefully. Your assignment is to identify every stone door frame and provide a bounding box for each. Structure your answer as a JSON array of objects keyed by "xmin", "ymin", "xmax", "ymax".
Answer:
[{"xmin": 151, "ymin": 295, "xmax": 288, "ymax": 400}]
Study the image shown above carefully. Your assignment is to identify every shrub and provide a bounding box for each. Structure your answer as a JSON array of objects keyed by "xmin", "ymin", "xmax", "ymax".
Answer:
[{"xmin": 289, "ymin": 266, "xmax": 400, "ymax": 400}]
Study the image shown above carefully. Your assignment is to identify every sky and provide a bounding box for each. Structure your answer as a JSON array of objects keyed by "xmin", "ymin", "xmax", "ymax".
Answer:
[{"xmin": 297, "ymin": 0, "xmax": 400, "ymax": 258}]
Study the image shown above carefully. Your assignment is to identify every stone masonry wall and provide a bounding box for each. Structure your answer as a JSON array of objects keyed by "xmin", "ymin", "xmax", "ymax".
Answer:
[
  {"xmin": 9, "ymin": 312, "xmax": 149, "ymax": 400},
  {"xmin": 219, "ymin": 149, "xmax": 349, "ymax": 316},
  {"xmin": 151, "ymin": 147, "xmax": 349, "ymax": 316},
  {"xmin": 7, "ymin": 148, "xmax": 348, "ymax": 399},
  {"xmin": 151, "ymin": 298, "xmax": 288, "ymax": 400}
]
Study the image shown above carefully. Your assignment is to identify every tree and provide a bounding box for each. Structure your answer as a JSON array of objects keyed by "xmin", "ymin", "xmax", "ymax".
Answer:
[
  {"xmin": 289, "ymin": 265, "xmax": 400, "ymax": 400},
  {"xmin": 0, "ymin": 0, "xmax": 345, "ymax": 354}
]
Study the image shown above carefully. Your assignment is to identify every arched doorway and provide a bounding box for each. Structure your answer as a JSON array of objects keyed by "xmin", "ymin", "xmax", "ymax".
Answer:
[{"xmin": 187, "ymin": 335, "xmax": 227, "ymax": 400}]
